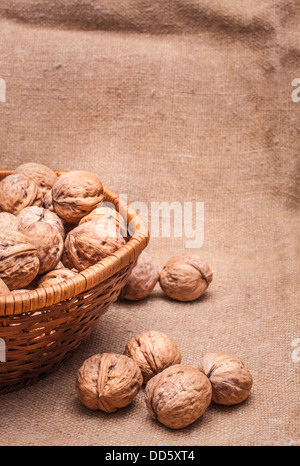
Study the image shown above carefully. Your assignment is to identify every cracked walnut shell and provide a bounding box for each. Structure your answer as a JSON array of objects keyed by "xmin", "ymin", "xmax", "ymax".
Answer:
[
  {"xmin": 0, "ymin": 231, "xmax": 40, "ymax": 290},
  {"xmin": 145, "ymin": 364, "xmax": 212, "ymax": 429},
  {"xmin": 52, "ymin": 171, "xmax": 104, "ymax": 223},
  {"xmin": 76, "ymin": 353, "xmax": 143, "ymax": 412},
  {"xmin": 0, "ymin": 174, "xmax": 43, "ymax": 216},
  {"xmin": 120, "ymin": 251, "xmax": 159, "ymax": 301},
  {"xmin": 159, "ymin": 254, "xmax": 213, "ymax": 301},
  {"xmin": 64, "ymin": 221, "xmax": 125, "ymax": 271},
  {"xmin": 22, "ymin": 222, "xmax": 64, "ymax": 275},
  {"xmin": 14, "ymin": 163, "xmax": 58, "ymax": 197},
  {"xmin": 199, "ymin": 353, "xmax": 253, "ymax": 406},
  {"xmin": 17, "ymin": 206, "xmax": 65, "ymax": 239},
  {"xmin": 124, "ymin": 330, "xmax": 181, "ymax": 383}
]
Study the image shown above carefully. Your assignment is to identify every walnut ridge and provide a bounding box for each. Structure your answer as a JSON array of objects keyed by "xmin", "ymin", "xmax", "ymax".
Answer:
[
  {"xmin": 38, "ymin": 268, "xmax": 78, "ymax": 288},
  {"xmin": 17, "ymin": 206, "xmax": 65, "ymax": 239},
  {"xmin": 76, "ymin": 353, "xmax": 143, "ymax": 412},
  {"xmin": 0, "ymin": 231, "xmax": 40, "ymax": 290},
  {"xmin": 159, "ymin": 253, "xmax": 213, "ymax": 301},
  {"xmin": 124, "ymin": 330, "xmax": 181, "ymax": 383},
  {"xmin": 0, "ymin": 174, "xmax": 43, "ymax": 216},
  {"xmin": 120, "ymin": 251, "xmax": 159, "ymax": 301},
  {"xmin": 0, "ymin": 278, "xmax": 10, "ymax": 295},
  {"xmin": 79, "ymin": 205, "xmax": 127, "ymax": 238},
  {"xmin": 199, "ymin": 353, "xmax": 253, "ymax": 405},
  {"xmin": 52, "ymin": 171, "xmax": 104, "ymax": 223},
  {"xmin": 145, "ymin": 364, "xmax": 212, "ymax": 429}
]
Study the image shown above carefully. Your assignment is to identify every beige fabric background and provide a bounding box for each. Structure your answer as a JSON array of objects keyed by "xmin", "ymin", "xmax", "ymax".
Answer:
[{"xmin": 0, "ymin": 0, "xmax": 299, "ymax": 446}]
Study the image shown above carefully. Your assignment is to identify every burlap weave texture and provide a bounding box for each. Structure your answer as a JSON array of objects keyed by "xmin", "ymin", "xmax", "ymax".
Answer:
[{"xmin": 0, "ymin": 0, "xmax": 299, "ymax": 446}]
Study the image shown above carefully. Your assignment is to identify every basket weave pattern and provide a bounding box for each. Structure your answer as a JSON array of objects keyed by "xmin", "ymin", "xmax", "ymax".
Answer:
[{"xmin": 0, "ymin": 170, "xmax": 149, "ymax": 394}]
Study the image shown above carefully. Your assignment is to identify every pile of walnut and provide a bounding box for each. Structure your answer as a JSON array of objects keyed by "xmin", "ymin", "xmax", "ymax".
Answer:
[
  {"xmin": 76, "ymin": 329, "xmax": 253, "ymax": 430},
  {"xmin": 0, "ymin": 163, "xmax": 127, "ymax": 294}
]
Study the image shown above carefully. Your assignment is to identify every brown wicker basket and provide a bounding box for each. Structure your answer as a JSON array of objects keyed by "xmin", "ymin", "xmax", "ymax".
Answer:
[{"xmin": 0, "ymin": 169, "xmax": 149, "ymax": 394}]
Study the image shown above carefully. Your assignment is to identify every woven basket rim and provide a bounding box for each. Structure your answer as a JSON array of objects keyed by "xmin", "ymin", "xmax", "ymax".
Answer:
[{"xmin": 0, "ymin": 170, "xmax": 149, "ymax": 317}]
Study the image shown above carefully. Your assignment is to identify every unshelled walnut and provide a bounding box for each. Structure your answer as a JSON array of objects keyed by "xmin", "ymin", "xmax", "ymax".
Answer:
[
  {"xmin": 43, "ymin": 189, "xmax": 54, "ymax": 211},
  {"xmin": 22, "ymin": 222, "xmax": 64, "ymax": 275},
  {"xmin": 0, "ymin": 278, "xmax": 10, "ymax": 295},
  {"xmin": 159, "ymin": 254, "xmax": 213, "ymax": 301},
  {"xmin": 52, "ymin": 171, "xmax": 104, "ymax": 223},
  {"xmin": 120, "ymin": 251, "xmax": 159, "ymax": 301},
  {"xmin": 124, "ymin": 330, "xmax": 181, "ymax": 383},
  {"xmin": 76, "ymin": 353, "xmax": 143, "ymax": 412},
  {"xmin": 38, "ymin": 268, "xmax": 78, "ymax": 288},
  {"xmin": 79, "ymin": 205, "xmax": 127, "ymax": 238},
  {"xmin": 145, "ymin": 364, "xmax": 212, "ymax": 429},
  {"xmin": 0, "ymin": 174, "xmax": 43, "ymax": 215},
  {"xmin": 64, "ymin": 221, "xmax": 125, "ymax": 271},
  {"xmin": 18, "ymin": 206, "xmax": 65, "ymax": 239},
  {"xmin": 199, "ymin": 353, "xmax": 253, "ymax": 406},
  {"xmin": 0, "ymin": 231, "xmax": 40, "ymax": 290},
  {"xmin": 14, "ymin": 163, "xmax": 58, "ymax": 197},
  {"xmin": 0, "ymin": 212, "xmax": 19, "ymax": 233}
]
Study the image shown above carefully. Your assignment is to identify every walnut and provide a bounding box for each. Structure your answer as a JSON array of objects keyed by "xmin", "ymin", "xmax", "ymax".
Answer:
[
  {"xmin": 43, "ymin": 190, "xmax": 54, "ymax": 211},
  {"xmin": 120, "ymin": 251, "xmax": 159, "ymax": 301},
  {"xmin": 21, "ymin": 222, "xmax": 64, "ymax": 275},
  {"xmin": 52, "ymin": 171, "xmax": 104, "ymax": 223},
  {"xmin": 0, "ymin": 278, "xmax": 10, "ymax": 295},
  {"xmin": 0, "ymin": 212, "xmax": 19, "ymax": 233},
  {"xmin": 76, "ymin": 353, "xmax": 143, "ymax": 412},
  {"xmin": 38, "ymin": 268, "xmax": 78, "ymax": 288},
  {"xmin": 124, "ymin": 330, "xmax": 181, "ymax": 383},
  {"xmin": 0, "ymin": 231, "xmax": 40, "ymax": 290},
  {"xmin": 14, "ymin": 163, "xmax": 58, "ymax": 197},
  {"xmin": 159, "ymin": 254, "xmax": 213, "ymax": 301},
  {"xmin": 145, "ymin": 365, "xmax": 212, "ymax": 429},
  {"xmin": 199, "ymin": 353, "xmax": 253, "ymax": 406},
  {"xmin": 79, "ymin": 205, "xmax": 127, "ymax": 238},
  {"xmin": 64, "ymin": 221, "xmax": 125, "ymax": 271},
  {"xmin": 17, "ymin": 206, "xmax": 65, "ymax": 239},
  {"xmin": 0, "ymin": 174, "xmax": 43, "ymax": 216}
]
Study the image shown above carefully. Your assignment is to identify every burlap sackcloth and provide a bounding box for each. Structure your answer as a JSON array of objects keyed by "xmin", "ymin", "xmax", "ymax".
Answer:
[{"xmin": 0, "ymin": 0, "xmax": 299, "ymax": 446}]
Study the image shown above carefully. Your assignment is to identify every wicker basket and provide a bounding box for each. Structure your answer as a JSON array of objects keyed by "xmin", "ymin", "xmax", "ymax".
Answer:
[{"xmin": 0, "ymin": 170, "xmax": 149, "ymax": 394}]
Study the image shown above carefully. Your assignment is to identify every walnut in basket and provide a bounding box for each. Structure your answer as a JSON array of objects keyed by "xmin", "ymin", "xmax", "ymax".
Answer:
[
  {"xmin": 76, "ymin": 353, "xmax": 143, "ymax": 412},
  {"xmin": 38, "ymin": 268, "xmax": 78, "ymax": 288},
  {"xmin": 145, "ymin": 365, "xmax": 212, "ymax": 429},
  {"xmin": 63, "ymin": 221, "xmax": 125, "ymax": 271},
  {"xmin": 0, "ymin": 231, "xmax": 40, "ymax": 290},
  {"xmin": 14, "ymin": 163, "xmax": 58, "ymax": 197},
  {"xmin": 0, "ymin": 174, "xmax": 43, "ymax": 216},
  {"xmin": 52, "ymin": 171, "xmax": 104, "ymax": 223},
  {"xmin": 159, "ymin": 254, "xmax": 213, "ymax": 301},
  {"xmin": 120, "ymin": 251, "xmax": 159, "ymax": 301},
  {"xmin": 21, "ymin": 222, "xmax": 64, "ymax": 275},
  {"xmin": 124, "ymin": 330, "xmax": 181, "ymax": 383},
  {"xmin": 17, "ymin": 206, "xmax": 65, "ymax": 239}
]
